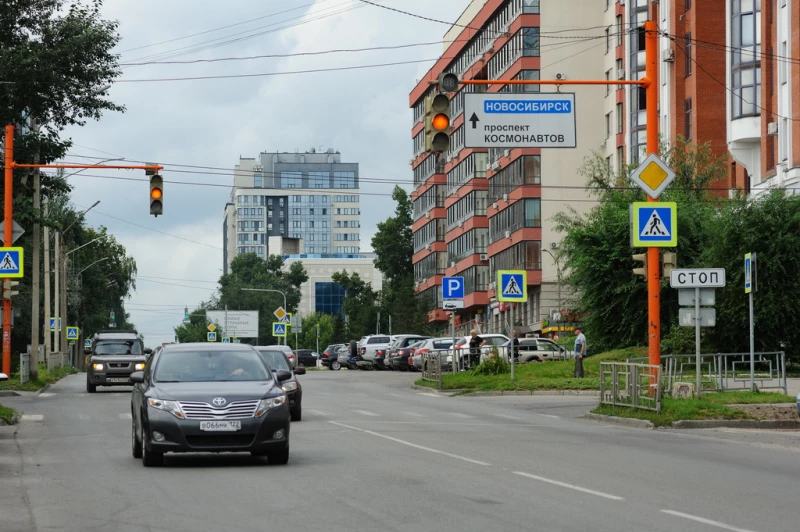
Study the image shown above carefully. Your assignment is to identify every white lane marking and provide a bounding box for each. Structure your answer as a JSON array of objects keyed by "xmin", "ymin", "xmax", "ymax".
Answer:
[
  {"xmin": 309, "ymin": 409, "xmax": 328, "ymax": 416},
  {"xmin": 418, "ymin": 393, "xmax": 441, "ymax": 398},
  {"xmin": 494, "ymin": 413, "xmax": 521, "ymax": 420},
  {"xmin": 119, "ymin": 413, "xmax": 132, "ymax": 420},
  {"xmin": 354, "ymin": 410, "xmax": 380, "ymax": 417},
  {"xmin": 660, "ymin": 510, "xmax": 758, "ymax": 532},
  {"xmin": 38, "ymin": 393, "xmax": 56, "ymax": 398},
  {"xmin": 401, "ymin": 412, "xmax": 425, "ymax": 417},
  {"xmin": 513, "ymin": 471, "xmax": 624, "ymax": 501},
  {"xmin": 21, "ymin": 415, "xmax": 43, "ymax": 422},
  {"xmin": 329, "ymin": 421, "xmax": 491, "ymax": 466},
  {"xmin": 450, "ymin": 412, "xmax": 474, "ymax": 419},
  {"xmin": 538, "ymin": 414, "xmax": 560, "ymax": 419}
]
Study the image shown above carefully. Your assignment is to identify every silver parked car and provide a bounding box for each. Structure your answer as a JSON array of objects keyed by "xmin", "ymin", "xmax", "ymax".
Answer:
[
  {"xmin": 412, "ymin": 337, "xmax": 455, "ymax": 371},
  {"xmin": 496, "ymin": 337, "xmax": 571, "ymax": 364}
]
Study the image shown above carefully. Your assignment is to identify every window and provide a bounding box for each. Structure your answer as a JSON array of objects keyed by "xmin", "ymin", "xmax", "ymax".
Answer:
[
  {"xmin": 315, "ymin": 282, "xmax": 346, "ymax": 315},
  {"xmin": 605, "ymin": 27, "xmax": 610, "ymax": 53},
  {"xmin": 309, "ymin": 221, "xmax": 314, "ymax": 228},
  {"xmin": 309, "ymin": 196, "xmax": 314, "ymax": 203},
  {"xmin": 487, "ymin": 155, "xmax": 541, "ymax": 202},
  {"xmin": 616, "ymin": 146, "xmax": 625, "ymax": 174},
  {"xmin": 523, "ymin": 27, "xmax": 539, "ymax": 56},
  {"xmin": 322, "ymin": 208, "xmax": 327, "ymax": 215},
  {"xmin": 685, "ymin": 0, "xmax": 691, "ymax": 9},
  {"xmin": 279, "ymin": 198, "xmax": 284, "ymax": 207},
  {"xmin": 293, "ymin": 195, "xmax": 301, "ymax": 202},
  {"xmin": 334, "ymin": 171, "xmax": 356, "ymax": 188},
  {"xmin": 616, "ymin": 103, "xmax": 623, "ymax": 134},
  {"xmin": 605, "ymin": 113, "xmax": 611, "ymax": 139},
  {"xmin": 730, "ymin": 0, "xmax": 761, "ymax": 118},
  {"xmin": 322, "ymin": 195, "xmax": 328, "ymax": 203},
  {"xmin": 309, "ymin": 208, "xmax": 314, "ymax": 215},
  {"xmin": 605, "ymin": 70, "xmax": 611, "ymax": 95},
  {"xmin": 309, "ymin": 171, "xmax": 329, "ymax": 189},
  {"xmin": 254, "ymin": 173, "xmax": 262, "ymax": 188},
  {"xmin": 685, "ymin": 33, "xmax": 692, "ymax": 76},
  {"xmin": 292, "ymin": 208, "xmax": 300, "ymax": 215},
  {"xmin": 268, "ymin": 198, "xmax": 273, "ymax": 206},
  {"xmin": 281, "ymin": 171, "xmax": 302, "ymax": 189},
  {"xmin": 309, "ymin": 235, "xmax": 314, "ymax": 241},
  {"xmin": 616, "ymin": 16, "xmax": 623, "ymax": 46},
  {"xmin": 684, "ymin": 98, "xmax": 693, "ymax": 140},
  {"xmin": 522, "ymin": 0, "xmax": 539, "ymax": 13},
  {"xmin": 268, "ymin": 223, "xmax": 273, "ymax": 231}
]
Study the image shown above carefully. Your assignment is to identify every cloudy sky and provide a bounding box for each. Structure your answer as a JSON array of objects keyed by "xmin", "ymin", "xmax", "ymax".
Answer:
[{"xmin": 60, "ymin": 0, "xmax": 471, "ymax": 345}]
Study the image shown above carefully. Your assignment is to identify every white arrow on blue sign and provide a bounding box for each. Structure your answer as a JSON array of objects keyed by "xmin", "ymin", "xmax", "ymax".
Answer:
[{"xmin": 442, "ymin": 277, "xmax": 464, "ymax": 299}]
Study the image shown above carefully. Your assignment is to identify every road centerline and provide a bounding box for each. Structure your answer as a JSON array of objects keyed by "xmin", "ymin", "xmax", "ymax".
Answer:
[{"xmin": 512, "ymin": 471, "xmax": 624, "ymax": 501}]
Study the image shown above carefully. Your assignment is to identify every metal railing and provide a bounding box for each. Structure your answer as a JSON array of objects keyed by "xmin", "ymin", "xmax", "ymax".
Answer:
[
  {"xmin": 600, "ymin": 362, "xmax": 662, "ymax": 413},
  {"xmin": 20, "ymin": 352, "xmax": 30, "ymax": 384},
  {"xmin": 421, "ymin": 351, "xmax": 443, "ymax": 390},
  {"xmin": 628, "ymin": 352, "xmax": 787, "ymax": 395}
]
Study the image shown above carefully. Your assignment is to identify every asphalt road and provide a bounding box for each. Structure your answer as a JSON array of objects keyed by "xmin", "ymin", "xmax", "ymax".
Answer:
[{"xmin": 2, "ymin": 369, "xmax": 800, "ymax": 532}]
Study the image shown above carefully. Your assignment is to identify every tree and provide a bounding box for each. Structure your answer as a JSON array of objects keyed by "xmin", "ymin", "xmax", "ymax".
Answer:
[
  {"xmin": 332, "ymin": 270, "xmax": 378, "ymax": 339},
  {"xmin": 554, "ymin": 138, "xmax": 726, "ymax": 353},
  {"xmin": 290, "ymin": 313, "xmax": 333, "ymax": 352},
  {"xmin": 173, "ymin": 303, "xmax": 220, "ymax": 344}
]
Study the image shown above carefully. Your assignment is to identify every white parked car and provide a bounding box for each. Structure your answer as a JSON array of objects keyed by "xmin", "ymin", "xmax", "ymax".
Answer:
[{"xmin": 489, "ymin": 337, "xmax": 571, "ymax": 364}]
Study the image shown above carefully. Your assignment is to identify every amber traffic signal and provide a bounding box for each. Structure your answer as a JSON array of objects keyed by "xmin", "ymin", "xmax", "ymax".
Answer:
[
  {"xmin": 424, "ymin": 93, "xmax": 452, "ymax": 153},
  {"xmin": 150, "ymin": 175, "xmax": 163, "ymax": 217}
]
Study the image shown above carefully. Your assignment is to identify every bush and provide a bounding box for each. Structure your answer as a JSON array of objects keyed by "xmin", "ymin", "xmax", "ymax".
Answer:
[{"xmin": 470, "ymin": 356, "xmax": 509, "ymax": 376}]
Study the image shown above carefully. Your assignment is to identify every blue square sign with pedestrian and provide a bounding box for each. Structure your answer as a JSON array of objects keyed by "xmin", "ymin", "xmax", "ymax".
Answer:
[
  {"xmin": 631, "ymin": 202, "xmax": 677, "ymax": 247},
  {"xmin": 0, "ymin": 247, "xmax": 24, "ymax": 278}
]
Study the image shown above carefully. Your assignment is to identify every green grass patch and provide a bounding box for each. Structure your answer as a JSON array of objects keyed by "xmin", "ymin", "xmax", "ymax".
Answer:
[
  {"xmin": 703, "ymin": 391, "xmax": 796, "ymax": 404},
  {"xmin": 414, "ymin": 347, "xmax": 646, "ymax": 392},
  {"xmin": 592, "ymin": 397, "xmax": 752, "ymax": 427},
  {"xmin": 0, "ymin": 404, "xmax": 17, "ymax": 424},
  {"xmin": 0, "ymin": 365, "xmax": 79, "ymax": 392}
]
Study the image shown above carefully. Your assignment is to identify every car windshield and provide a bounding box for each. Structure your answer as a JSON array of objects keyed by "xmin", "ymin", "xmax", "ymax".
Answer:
[
  {"xmin": 95, "ymin": 340, "xmax": 142, "ymax": 355},
  {"xmin": 256, "ymin": 350, "xmax": 292, "ymax": 371},
  {"xmin": 154, "ymin": 350, "xmax": 270, "ymax": 382}
]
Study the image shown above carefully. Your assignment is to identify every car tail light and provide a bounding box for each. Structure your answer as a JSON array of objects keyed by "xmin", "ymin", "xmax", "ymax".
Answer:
[
  {"xmin": 418, "ymin": 348, "xmax": 429, "ymax": 354},
  {"xmin": 360, "ymin": 347, "xmax": 366, "ymax": 354},
  {"xmin": 323, "ymin": 353, "xmax": 329, "ymax": 358},
  {"xmin": 376, "ymin": 350, "xmax": 384, "ymax": 356}
]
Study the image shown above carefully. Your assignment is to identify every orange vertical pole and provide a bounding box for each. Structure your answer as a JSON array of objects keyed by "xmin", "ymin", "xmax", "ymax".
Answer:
[
  {"xmin": 3, "ymin": 125, "xmax": 14, "ymax": 376},
  {"xmin": 644, "ymin": 21, "xmax": 660, "ymax": 368}
]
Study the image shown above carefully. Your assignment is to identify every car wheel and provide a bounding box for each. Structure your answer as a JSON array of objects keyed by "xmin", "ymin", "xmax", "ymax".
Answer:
[
  {"xmin": 141, "ymin": 426, "xmax": 163, "ymax": 467},
  {"xmin": 290, "ymin": 406, "xmax": 302, "ymax": 422},
  {"xmin": 331, "ymin": 361, "xmax": 341, "ymax": 371},
  {"xmin": 86, "ymin": 380, "xmax": 96, "ymax": 394},
  {"xmin": 268, "ymin": 445, "xmax": 290, "ymax": 465},
  {"xmin": 131, "ymin": 414, "xmax": 142, "ymax": 459}
]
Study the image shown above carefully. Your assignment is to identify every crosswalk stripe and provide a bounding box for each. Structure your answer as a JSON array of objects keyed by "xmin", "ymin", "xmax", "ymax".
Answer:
[
  {"xmin": 401, "ymin": 412, "xmax": 425, "ymax": 417},
  {"xmin": 494, "ymin": 413, "xmax": 521, "ymax": 420},
  {"xmin": 119, "ymin": 413, "xmax": 132, "ymax": 420},
  {"xmin": 21, "ymin": 415, "xmax": 43, "ymax": 422},
  {"xmin": 309, "ymin": 409, "xmax": 328, "ymax": 416},
  {"xmin": 354, "ymin": 410, "xmax": 380, "ymax": 417},
  {"xmin": 38, "ymin": 393, "xmax": 56, "ymax": 398}
]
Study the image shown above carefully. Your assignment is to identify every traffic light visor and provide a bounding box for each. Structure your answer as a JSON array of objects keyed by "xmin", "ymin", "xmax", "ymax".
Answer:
[{"xmin": 432, "ymin": 113, "xmax": 450, "ymax": 131}]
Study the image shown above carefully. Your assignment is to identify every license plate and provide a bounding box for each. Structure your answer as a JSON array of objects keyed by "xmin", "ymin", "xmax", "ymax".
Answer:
[
  {"xmin": 200, "ymin": 420, "xmax": 241, "ymax": 431},
  {"xmin": 107, "ymin": 378, "xmax": 130, "ymax": 383}
]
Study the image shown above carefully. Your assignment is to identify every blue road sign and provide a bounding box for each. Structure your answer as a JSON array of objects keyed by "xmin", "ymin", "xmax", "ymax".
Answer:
[
  {"xmin": 631, "ymin": 202, "xmax": 678, "ymax": 247},
  {"xmin": 66, "ymin": 326, "xmax": 79, "ymax": 340},
  {"xmin": 0, "ymin": 247, "xmax": 24, "ymax": 278},
  {"xmin": 497, "ymin": 270, "xmax": 527, "ymax": 302},
  {"xmin": 207, "ymin": 331, "xmax": 217, "ymax": 342},
  {"xmin": 49, "ymin": 317, "xmax": 62, "ymax": 332},
  {"xmin": 222, "ymin": 337, "xmax": 231, "ymax": 343},
  {"xmin": 442, "ymin": 276, "xmax": 465, "ymax": 299},
  {"xmin": 84, "ymin": 339, "xmax": 92, "ymax": 347},
  {"xmin": 744, "ymin": 253, "xmax": 752, "ymax": 294},
  {"xmin": 272, "ymin": 323, "xmax": 287, "ymax": 337}
]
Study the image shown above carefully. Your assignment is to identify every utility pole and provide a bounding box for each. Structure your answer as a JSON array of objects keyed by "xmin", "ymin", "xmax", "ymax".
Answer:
[
  {"xmin": 2, "ymin": 127, "xmax": 13, "ymax": 374},
  {"xmin": 30, "ymin": 120, "xmax": 41, "ymax": 378},
  {"xmin": 43, "ymin": 197, "xmax": 51, "ymax": 363},
  {"xmin": 61, "ymin": 236, "xmax": 68, "ymax": 359},
  {"xmin": 54, "ymin": 231, "xmax": 60, "ymax": 354}
]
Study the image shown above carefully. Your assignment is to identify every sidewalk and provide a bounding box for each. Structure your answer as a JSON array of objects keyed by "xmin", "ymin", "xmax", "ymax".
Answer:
[{"xmin": 0, "ymin": 424, "xmax": 35, "ymax": 531}]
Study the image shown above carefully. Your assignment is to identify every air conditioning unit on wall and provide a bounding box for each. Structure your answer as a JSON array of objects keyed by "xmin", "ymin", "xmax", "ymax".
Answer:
[
  {"xmin": 555, "ymin": 72, "xmax": 567, "ymax": 81},
  {"xmin": 768, "ymin": 122, "xmax": 778, "ymax": 136},
  {"xmin": 663, "ymin": 49, "xmax": 675, "ymax": 62},
  {"xmin": 479, "ymin": 253, "xmax": 488, "ymax": 261}
]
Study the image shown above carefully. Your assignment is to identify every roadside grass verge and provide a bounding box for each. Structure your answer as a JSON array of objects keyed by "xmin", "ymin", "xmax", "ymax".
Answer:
[
  {"xmin": 0, "ymin": 404, "xmax": 17, "ymax": 424},
  {"xmin": 592, "ymin": 397, "xmax": 751, "ymax": 427},
  {"xmin": 0, "ymin": 365, "xmax": 79, "ymax": 392},
  {"xmin": 414, "ymin": 347, "xmax": 646, "ymax": 391},
  {"xmin": 703, "ymin": 390, "xmax": 796, "ymax": 404}
]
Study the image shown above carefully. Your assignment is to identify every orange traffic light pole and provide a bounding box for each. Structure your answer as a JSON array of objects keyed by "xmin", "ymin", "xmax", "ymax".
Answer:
[
  {"xmin": 458, "ymin": 21, "xmax": 661, "ymax": 368},
  {"xmin": 2, "ymin": 124, "xmax": 162, "ymax": 375}
]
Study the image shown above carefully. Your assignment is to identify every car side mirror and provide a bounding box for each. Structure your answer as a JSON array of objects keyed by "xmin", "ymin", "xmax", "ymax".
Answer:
[
  {"xmin": 130, "ymin": 371, "xmax": 145, "ymax": 384},
  {"xmin": 276, "ymin": 369, "xmax": 292, "ymax": 382},
  {"xmin": 0, "ymin": 372, "xmax": 8, "ymax": 382},
  {"xmin": 144, "ymin": 348, "xmax": 153, "ymax": 355},
  {"xmin": 294, "ymin": 367, "xmax": 306, "ymax": 376}
]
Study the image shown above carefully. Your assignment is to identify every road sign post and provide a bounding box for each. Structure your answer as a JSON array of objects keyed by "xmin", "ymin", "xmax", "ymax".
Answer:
[
  {"xmin": 745, "ymin": 253, "xmax": 757, "ymax": 391},
  {"xmin": 671, "ymin": 268, "xmax": 726, "ymax": 397}
]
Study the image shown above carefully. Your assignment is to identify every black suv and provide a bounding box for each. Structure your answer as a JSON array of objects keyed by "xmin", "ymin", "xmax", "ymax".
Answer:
[{"xmin": 86, "ymin": 330, "xmax": 149, "ymax": 393}]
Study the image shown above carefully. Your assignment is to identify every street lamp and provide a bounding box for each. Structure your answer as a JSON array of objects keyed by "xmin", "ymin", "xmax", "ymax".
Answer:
[
  {"xmin": 542, "ymin": 248, "xmax": 563, "ymax": 336},
  {"xmin": 77, "ymin": 256, "xmax": 110, "ymax": 276},
  {"xmin": 242, "ymin": 288, "xmax": 287, "ymax": 345}
]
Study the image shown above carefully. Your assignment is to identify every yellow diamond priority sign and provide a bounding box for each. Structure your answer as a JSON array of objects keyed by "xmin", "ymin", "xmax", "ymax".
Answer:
[
  {"xmin": 207, "ymin": 323, "xmax": 216, "ymax": 332},
  {"xmin": 630, "ymin": 153, "xmax": 675, "ymax": 199}
]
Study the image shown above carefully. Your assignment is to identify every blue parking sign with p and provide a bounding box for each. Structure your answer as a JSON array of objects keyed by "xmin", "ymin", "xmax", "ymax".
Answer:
[{"xmin": 442, "ymin": 277, "xmax": 464, "ymax": 299}]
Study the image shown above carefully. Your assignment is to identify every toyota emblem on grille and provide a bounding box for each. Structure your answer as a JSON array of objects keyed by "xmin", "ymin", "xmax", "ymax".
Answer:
[{"xmin": 212, "ymin": 397, "xmax": 227, "ymax": 406}]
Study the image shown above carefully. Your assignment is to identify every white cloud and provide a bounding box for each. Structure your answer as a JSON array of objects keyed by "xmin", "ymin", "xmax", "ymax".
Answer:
[{"xmin": 60, "ymin": 0, "xmax": 470, "ymax": 345}]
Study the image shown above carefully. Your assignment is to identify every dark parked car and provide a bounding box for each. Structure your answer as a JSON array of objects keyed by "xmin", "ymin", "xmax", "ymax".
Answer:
[
  {"xmin": 320, "ymin": 344, "xmax": 344, "ymax": 370},
  {"xmin": 387, "ymin": 335, "xmax": 430, "ymax": 370},
  {"xmin": 255, "ymin": 347, "xmax": 304, "ymax": 421},
  {"xmin": 130, "ymin": 343, "xmax": 291, "ymax": 467},
  {"xmin": 293, "ymin": 349, "xmax": 319, "ymax": 367}
]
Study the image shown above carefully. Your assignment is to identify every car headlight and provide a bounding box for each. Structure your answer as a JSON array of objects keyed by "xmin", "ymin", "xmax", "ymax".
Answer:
[
  {"xmin": 92, "ymin": 363, "xmax": 104, "ymax": 371},
  {"xmin": 134, "ymin": 363, "xmax": 145, "ymax": 371},
  {"xmin": 281, "ymin": 381, "xmax": 298, "ymax": 392},
  {"xmin": 255, "ymin": 395, "xmax": 286, "ymax": 418},
  {"xmin": 148, "ymin": 398, "xmax": 185, "ymax": 419}
]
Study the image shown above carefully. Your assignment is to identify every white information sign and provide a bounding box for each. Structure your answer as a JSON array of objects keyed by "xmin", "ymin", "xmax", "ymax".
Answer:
[
  {"xmin": 464, "ymin": 93, "xmax": 577, "ymax": 149},
  {"xmin": 669, "ymin": 268, "xmax": 726, "ymax": 288},
  {"xmin": 206, "ymin": 310, "xmax": 260, "ymax": 338}
]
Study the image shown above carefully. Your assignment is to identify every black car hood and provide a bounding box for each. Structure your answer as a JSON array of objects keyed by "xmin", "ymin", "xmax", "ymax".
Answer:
[{"xmin": 152, "ymin": 381, "xmax": 281, "ymax": 402}]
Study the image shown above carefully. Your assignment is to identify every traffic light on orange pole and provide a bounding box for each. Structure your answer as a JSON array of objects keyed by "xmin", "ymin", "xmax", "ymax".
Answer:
[
  {"xmin": 424, "ymin": 93, "xmax": 452, "ymax": 153},
  {"xmin": 150, "ymin": 175, "xmax": 163, "ymax": 217}
]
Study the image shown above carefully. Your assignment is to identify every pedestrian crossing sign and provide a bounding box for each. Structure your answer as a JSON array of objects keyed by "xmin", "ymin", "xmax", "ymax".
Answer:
[
  {"xmin": 272, "ymin": 322, "xmax": 287, "ymax": 337},
  {"xmin": 207, "ymin": 331, "xmax": 217, "ymax": 342},
  {"xmin": 84, "ymin": 339, "xmax": 91, "ymax": 348},
  {"xmin": 0, "ymin": 247, "xmax": 23, "ymax": 278},
  {"xmin": 497, "ymin": 270, "xmax": 527, "ymax": 302},
  {"xmin": 222, "ymin": 337, "xmax": 231, "ymax": 343},
  {"xmin": 631, "ymin": 202, "xmax": 677, "ymax": 247},
  {"xmin": 66, "ymin": 326, "xmax": 79, "ymax": 340}
]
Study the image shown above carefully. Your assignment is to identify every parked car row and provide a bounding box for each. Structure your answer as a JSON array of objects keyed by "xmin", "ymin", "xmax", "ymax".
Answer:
[{"xmin": 318, "ymin": 332, "xmax": 570, "ymax": 372}]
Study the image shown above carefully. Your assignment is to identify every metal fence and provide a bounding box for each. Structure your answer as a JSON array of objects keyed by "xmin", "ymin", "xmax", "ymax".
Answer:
[
  {"xmin": 628, "ymin": 352, "xmax": 787, "ymax": 395},
  {"xmin": 19, "ymin": 352, "xmax": 30, "ymax": 384},
  {"xmin": 600, "ymin": 362, "xmax": 662, "ymax": 413},
  {"xmin": 421, "ymin": 351, "xmax": 443, "ymax": 390}
]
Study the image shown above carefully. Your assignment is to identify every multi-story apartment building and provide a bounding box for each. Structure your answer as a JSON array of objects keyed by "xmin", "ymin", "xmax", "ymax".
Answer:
[
  {"xmin": 223, "ymin": 149, "xmax": 361, "ymax": 273},
  {"xmin": 410, "ymin": 0, "xmax": 605, "ymax": 335}
]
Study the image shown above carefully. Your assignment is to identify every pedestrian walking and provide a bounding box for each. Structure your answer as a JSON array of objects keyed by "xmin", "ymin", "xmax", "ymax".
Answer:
[
  {"xmin": 467, "ymin": 329, "xmax": 485, "ymax": 370},
  {"xmin": 573, "ymin": 327, "xmax": 586, "ymax": 378}
]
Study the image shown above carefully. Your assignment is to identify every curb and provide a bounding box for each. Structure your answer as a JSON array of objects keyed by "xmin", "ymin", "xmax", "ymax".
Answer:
[
  {"xmin": 35, "ymin": 384, "xmax": 51, "ymax": 396},
  {"xmin": 0, "ymin": 391, "xmax": 21, "ymax": 398},
  {"xmin": 584, "ymin": 412, "xmax": 655, "ymax": 429},
  {"xmin": 410, "ymin": 385, "xmax": 600, "ymax": 397},
  {"xmin": 671, "ymin": 419, "xmax": 800, "ymax": 430}
]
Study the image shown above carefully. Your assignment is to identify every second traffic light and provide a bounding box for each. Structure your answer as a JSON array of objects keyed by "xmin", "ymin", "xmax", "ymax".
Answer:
[
  {"xmin": 150, "ymin": 175, "xmax": 163, "ymax": 217},
  {"xmin": 632, "ymin": 253, "xmax": 647, "ymax": 277},
  {"xmin": 424, "ymin": 93, "xmax": 452, "ymax": 154}
]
